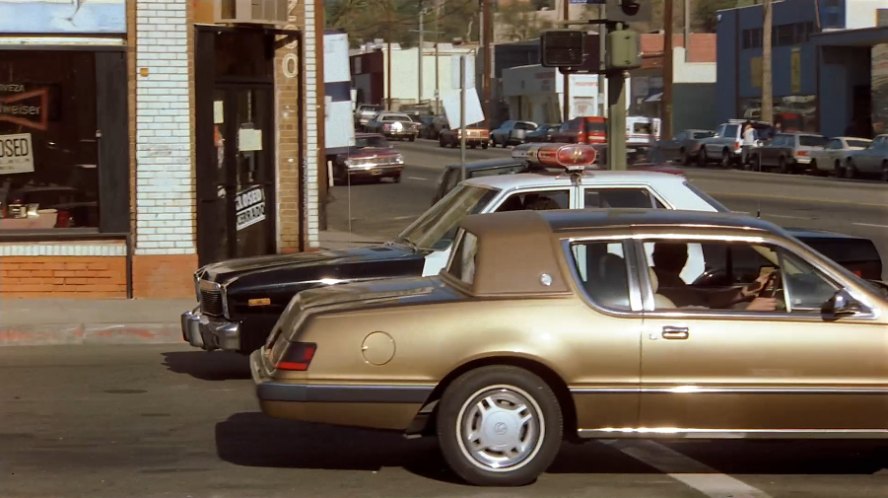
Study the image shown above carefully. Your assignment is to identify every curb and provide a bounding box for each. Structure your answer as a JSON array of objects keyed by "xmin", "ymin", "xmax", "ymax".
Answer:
[{"xmin": 0, "ymin": 323, "xmax": 183, "ymax": 347}]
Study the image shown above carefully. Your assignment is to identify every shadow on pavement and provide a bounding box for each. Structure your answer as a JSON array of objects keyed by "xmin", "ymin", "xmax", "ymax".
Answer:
[
  {"xmin": 215, "ymin": 412, "xmax": 460, "ymax": 483},
  {"xmin": 161, "ymin": 351, "xmax": 251, "ymax": 381}
]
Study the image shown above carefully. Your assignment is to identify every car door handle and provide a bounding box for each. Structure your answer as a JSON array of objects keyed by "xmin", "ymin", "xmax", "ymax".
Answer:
[{"xmin": 662, "ymin": 326, "xmax": 689, "ymax": 340}]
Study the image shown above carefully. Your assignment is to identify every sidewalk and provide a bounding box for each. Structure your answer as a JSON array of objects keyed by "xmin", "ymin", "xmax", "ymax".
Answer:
[{"xmin": 0, "ymin": 229, "xmax": 387, "ymax": 347}]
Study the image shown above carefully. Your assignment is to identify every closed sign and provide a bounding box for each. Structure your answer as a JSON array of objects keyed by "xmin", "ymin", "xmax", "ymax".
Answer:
[
  {"xmin": 0, "ymin": 133, "xmax": 34, "ymax": 174},
  {"xmin": 235, "ymin": 185, "xmax": 266, "ymax": 231}
]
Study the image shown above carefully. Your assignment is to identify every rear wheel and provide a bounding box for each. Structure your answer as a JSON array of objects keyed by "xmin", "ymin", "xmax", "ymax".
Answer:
[
  {"xmin": 698, "ymin": 148, "xmax": 708, "ymax": 167},
  {"xmin": 834, "ymin": 160, "xmax": 844, "ymax": 177},
  {"xmin": 845, "ymin": 160, "xmax": 857, "ymax": 179},
  {"xmin": 680, "ymin": 148, "xmax": 690, "ymax": 165},
  {"xmin": 778, "ymin": 156, "xmax": 790, "ymax": 174},
  {"xmin": 437, "ymin": 366, "xmax": 562, "ymax": 487},
  {"xmin": 881, "ymin": 161, "xmax": 888, "ymax": 182},
  {"xmin": 720, "ymin": 149, "xmax": 732, "ymax": 168}
]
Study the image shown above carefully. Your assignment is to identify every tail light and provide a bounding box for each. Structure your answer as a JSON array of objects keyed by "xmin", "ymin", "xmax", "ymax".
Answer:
[
  {"xmin": 383, "ymin": 124, "xmax": 391, "ymax": 131},
  {"xmin": 733, "ymin": 141, "xmax": 741, "ymax": 150},
  {"xmin": 276, "ymin": 342, "xmax": 317, "ymax": 371},
  {"xmin": 796, "ymin": 150, "xmax": 808, "ymax": 157}
]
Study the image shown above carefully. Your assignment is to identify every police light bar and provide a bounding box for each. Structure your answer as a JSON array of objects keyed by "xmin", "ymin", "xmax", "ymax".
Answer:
[{"xmin": 513, "ymin": 143, "xmax": 598, "ymax": 171}]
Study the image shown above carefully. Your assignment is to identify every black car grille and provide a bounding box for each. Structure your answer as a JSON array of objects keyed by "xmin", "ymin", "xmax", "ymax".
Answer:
[{"xmin": 200, "ymin": 288, "xmax": 223, "ymax": 316}]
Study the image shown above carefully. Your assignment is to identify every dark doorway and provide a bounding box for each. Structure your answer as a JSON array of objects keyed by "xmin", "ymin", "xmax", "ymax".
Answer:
[{"xmin": 195, "ymin": 28, "xmax": 277, "ymax": 265}]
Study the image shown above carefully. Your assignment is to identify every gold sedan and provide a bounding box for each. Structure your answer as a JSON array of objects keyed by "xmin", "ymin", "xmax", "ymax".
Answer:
[{"xmin": 251, "ymin": 209, "xmax": 888, "ymax": 486}]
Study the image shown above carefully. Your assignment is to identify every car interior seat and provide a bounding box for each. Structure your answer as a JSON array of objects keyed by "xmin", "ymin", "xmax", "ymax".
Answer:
[
  {"xmin": 586, "ymin": 253, "xmax": 631, "ymax": 309},
  {"xmin": 649, "ymin": 267, "xmax": 677, "ymax": 309}
]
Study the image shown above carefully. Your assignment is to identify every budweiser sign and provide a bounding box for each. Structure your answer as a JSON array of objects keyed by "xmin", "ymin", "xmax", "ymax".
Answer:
[{"xmin": 0, "ymin": 87, "xmax": 49, "ymax": 131}]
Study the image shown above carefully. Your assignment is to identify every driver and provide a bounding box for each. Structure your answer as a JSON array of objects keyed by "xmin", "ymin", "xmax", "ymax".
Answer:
[{"xmin": 651, "ymin": 241, "xmax": 778, "ymax": 311}]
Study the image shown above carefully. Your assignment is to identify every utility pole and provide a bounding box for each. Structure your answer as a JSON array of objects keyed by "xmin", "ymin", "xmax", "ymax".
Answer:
[
  {"xmin": 598, "ymin": 2, "xmax": 606, "ymax": 117},
  {"xmin": 418, "ymin": 3, "xmax": 425, "ymax": 105},
  {"xmin": 761, "ymin": 0, "xmax": 773, "ymax": 124},
  {"xmin": 562, "ymin": 0, "xmax": 571, "ymax": 122},
  {"xmin": 386, "ymin": 1, "xmax": 393, "ymax": 109},
  {"xmin": 482, "ymin": 0, "xmax": 493, "ymax": 127},
  {"xmin": 662, "ymin": 0, "xmax": 674, "ymax": 141},
  {"xmin": 434, "ymin": 1, "xmax": 441, "ymax": 114},
  {"xmin": 683, "ymin": 0, "xmax": 690, "ymax": 62}
]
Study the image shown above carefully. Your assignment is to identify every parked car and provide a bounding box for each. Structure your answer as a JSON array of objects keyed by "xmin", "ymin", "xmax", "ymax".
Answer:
[
  {"xmin": 524, "ymin": 123, "xmax": 560, "ymax": 143},
  {"xmin": 654, "ymin": 129, "xmax": 715, "ymax": 164},
  {"xmin": 549, "ymin": 116, "xmax": 607, "ymax": 144},
  {"xmin": 699, "ymin": 120, "xmax": 775, "ymax": 168},
  {"xmin": 489, "ymin": 120, "xmax": 538, "ymax": 147},
  {"xmin": 750, "ymin": 132, "xmax": 828, "ymax": 174},
  {"xmin": 438, "ymin": 124, "xmax": 490, "ymax": 149},
  {"xmin": 354, "ymin": 103, "xmax": 382, "ymax": 130},
  {"xmin": 843, "ymin": 134, "xmax": 888, "ymax": 180},
  {"xmin": 251, "ymin": 208, "xmax": 888, "ymax": 486},
  {"xmin": 364, "ymin": 111, "xmax": 420, "ymax": 141},
  {"xmin": 417, "ymin": 115, "xmax": 445, "ymax": 139},
  {"xmin": 182, "ymin": 144, "xmax": 884, "ymax": 355},
  {"xmin": 808, "ymin": 136, "xmax": 871, "ymax": 176},
  {"xmin": 330, "ymin": 133, "xmax": 404, "ymax": 185}
]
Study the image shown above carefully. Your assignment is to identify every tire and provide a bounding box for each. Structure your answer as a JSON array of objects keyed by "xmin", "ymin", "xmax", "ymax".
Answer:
[
  {"xmin": 481, "ymin": 143, "xmax": 489, "ymax": 149},
  {"xmin": 392, "ymin": 174, "xmax": 401, "ymax": 184},
  {"xmin": 409, "ymin": 135, "xmax": 416, "ymax": 142},
  {"xmin": 698, "ymin": 149, "xmax": 708, "ymax": 167},
  {"xmin": 720, "ymin": 149, "xmax": 732, "ymax": 168},
  {"xmin": 834, "ymin": 160, "xmax": 843, "ymax": 177},
  {"xmin": 882, "ymin": 161, "xmax": 888, "ymax": 182},
  {"xmin": 439, "ymin": 138, "xmax": 446, "ymax": 148},
  {"xmin": 778, "ymin": 156, "xmax": 790, "ymax": 174},
  {"xmin": 810, "ymin": 159, "xmax": 818, "ymax": 174},
  {"xmin": 680, "ymin": 148, "xmax": 690, "ymax": 165},
  {"xmin": 437, "ymin": 366, "xmax": 562, "ymax": 487},
  {"xmin": 844, "ymin": 160, "xmax": 857, "ymax": 179}
]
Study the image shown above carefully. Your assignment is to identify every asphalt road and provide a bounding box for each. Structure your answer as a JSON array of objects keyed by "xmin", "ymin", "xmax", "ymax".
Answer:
[
  {"xmin": 326, "ymin": 139, "xmax": 888, "ymax": 280},
  {"xmin": 1, "ymin": 344, "xmax": 885, "ymax": 498}
]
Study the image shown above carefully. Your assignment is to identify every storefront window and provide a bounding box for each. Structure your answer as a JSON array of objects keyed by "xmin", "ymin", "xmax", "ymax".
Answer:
[
  {"xmin": 738, "ymin": 95, "xmax": 818, "ymax": 132},
  {"xmin": 0, "ymin": 51, "xmax": 98, "ymax": 230}
]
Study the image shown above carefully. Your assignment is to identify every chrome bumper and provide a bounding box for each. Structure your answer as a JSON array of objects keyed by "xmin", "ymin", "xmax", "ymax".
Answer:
[{"xmin": 180, "ymin": 307, "xmax": 242, "ymax": 351}]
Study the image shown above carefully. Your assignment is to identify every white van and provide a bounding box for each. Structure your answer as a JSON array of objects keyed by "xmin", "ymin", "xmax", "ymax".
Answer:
[{"xmin": 627, "ymin": 116, "xmax": 661, "ymax": 145}]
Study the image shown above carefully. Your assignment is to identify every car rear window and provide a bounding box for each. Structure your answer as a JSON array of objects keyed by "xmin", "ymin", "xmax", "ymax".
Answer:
[
  {"xmin": 693, "ymin": 131, "xmax": 715, "ymax": 139},
  {"xmin": 799, "ymin": 136, "xmax": 827, "ymax": 147},
  {"xmin": 585, "ymin": 120, "xmax": 607, "ymax": 133},
  {"xmin": 847, "ymin": 140, "xmax": 870, "ymax": 148}
]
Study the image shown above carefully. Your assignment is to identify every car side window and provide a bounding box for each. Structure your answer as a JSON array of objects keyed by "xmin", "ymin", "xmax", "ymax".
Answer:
[
  {"xmin": 494, "ymin": 189, "xmax": 570, "ymax": 212},
  {"xmin": 584, "ymin": 188, "xmax": 666, "ymax": 209},
  {"xmin": 446, "ymin": 229, "xmax": 479, "ymax": 285},
  {"xmin": 642, "ymin": 239, "xmax": 839, "ymax": 314},
  {"xmin": 569, "ymin": 240, "xmax": 631, "ymax": 311}
]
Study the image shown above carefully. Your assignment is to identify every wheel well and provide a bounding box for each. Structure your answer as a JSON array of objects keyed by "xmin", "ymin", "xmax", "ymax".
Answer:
[{"xmin": 408, "ymin": 356, "xmax": 579, "ymax": 441}]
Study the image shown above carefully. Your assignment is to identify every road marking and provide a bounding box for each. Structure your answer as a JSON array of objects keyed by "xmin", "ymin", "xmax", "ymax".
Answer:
[
  {"xmin": 405, "ymin": 176, "xmax": 428, "ymax": 182},
  {"xmin": 852, "ymin": 222, "xmax": 888, "ymax": 229},
  {"xmin": 766, "ymin": 214, "xmax": 810, "ymax": 220},
  {"xmin": 605, "ymin": 440, "xmax": 772, "ymax": 498}
]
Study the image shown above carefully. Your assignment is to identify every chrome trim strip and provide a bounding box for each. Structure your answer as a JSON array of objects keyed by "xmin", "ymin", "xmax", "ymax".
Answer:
[
  {"xmin": 577, "ymin": 428, "xmax": 888, "ymax": 439},
  {"xmin": 570, "ymin": 386, "xmax": 888, "ymax": 395}
]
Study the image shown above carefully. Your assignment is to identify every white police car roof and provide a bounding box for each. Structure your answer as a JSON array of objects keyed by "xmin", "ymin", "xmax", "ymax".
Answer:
[{"xmin": 462, "ymin": 169, "xmax": 687, "ymax": 191}]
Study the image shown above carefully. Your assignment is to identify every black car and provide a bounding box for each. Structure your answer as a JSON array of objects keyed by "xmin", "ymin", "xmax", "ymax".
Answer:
[{"xmin": 524, "ymin": 123, "xmax": 560, "ymax": 143}]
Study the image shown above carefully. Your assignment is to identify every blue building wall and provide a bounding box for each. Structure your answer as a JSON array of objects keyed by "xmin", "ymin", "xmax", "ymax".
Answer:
[
  {"xmin": 819, "ymin": 47, "xmax": 872, "ymax": 137},
  {"xmin": 716, "ymin": 0, "xmax": 837, "ymax": 131}
]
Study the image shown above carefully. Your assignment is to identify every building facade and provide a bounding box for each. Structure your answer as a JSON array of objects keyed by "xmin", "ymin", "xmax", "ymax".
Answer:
[
  {"xmin": 0, "ymin": 0, "xmax": 321, "ymax": 298},
  {"xmin": 716, "ymin": 0, "xmax": 888, "ymax": 137}
]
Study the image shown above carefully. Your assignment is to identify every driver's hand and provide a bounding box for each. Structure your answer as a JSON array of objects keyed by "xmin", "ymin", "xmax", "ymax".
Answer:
[
  {"xmin": 746, "ymin": 297, "xmax": 777, "ymax": 311},
  {"xmin": 742, "ymin": 272, "xmax": 772, "ymax": 298}
]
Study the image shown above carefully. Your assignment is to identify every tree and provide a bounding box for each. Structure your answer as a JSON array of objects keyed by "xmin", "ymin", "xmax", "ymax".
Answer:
[
  {"xmin": 496, "ymin": 1, "xmax": 554, "ymax": 42},
  {"xmin": 691, "ymin": 0, "xmax": 736, "ymax": 32}
]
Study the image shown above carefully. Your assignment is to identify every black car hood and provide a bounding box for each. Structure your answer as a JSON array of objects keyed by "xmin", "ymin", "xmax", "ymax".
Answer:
[{"xmin": 201, "ymin": 243, "xmax": 426, "ymax": 286}]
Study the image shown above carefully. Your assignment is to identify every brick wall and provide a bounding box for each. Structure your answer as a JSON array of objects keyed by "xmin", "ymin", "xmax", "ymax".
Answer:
[
  {"xmin": 0, "ymin": 257, "xmax": 127, "ymax": 298},
  {"xmin": 277, "ymin": 2, "xmax": 303, "ymax": 252},
  {"xmin": 135, "ymin": 0, "xmax": 195, "ymax": 257}
]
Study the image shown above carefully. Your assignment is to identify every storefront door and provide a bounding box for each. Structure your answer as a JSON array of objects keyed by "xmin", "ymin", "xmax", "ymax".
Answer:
[{"xmin": 197, "ymin": 85, "xmax": 275, "ymax": 264}]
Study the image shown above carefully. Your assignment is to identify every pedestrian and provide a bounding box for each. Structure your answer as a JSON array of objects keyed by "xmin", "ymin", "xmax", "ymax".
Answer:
[{"xmin": 741, "ymin": 121, "xmax": 757, "ymax": 166}]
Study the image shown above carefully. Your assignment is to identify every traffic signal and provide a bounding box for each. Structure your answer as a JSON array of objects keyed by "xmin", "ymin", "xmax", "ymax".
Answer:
[
  {"xmin": 606, "ymin": 28, "xmax": 641, "ymax": 70},
  {"xmin": 606, "ymin": 0, "xmax": 651, "ymax": 23},
  {"xmin": 540, "ymin": 30, "xmax": 585, "ymax": 68}
]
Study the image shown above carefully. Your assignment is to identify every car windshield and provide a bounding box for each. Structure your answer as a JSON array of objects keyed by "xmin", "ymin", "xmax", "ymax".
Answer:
[
  {"xmin": 799, "ymin": 135, "xmax": 827, "ymax": 147},
  {"xmin": 682, "ymin": 181, "xmax": 730, "ymax": 212},
  {"xmin": 383, "ymin": 114, "xmax": 412, "ymax": 121},
  {"xmin": 354, "ymin": 136, "xmax": 389, "ymax": 148},
  {"xmin": 395, "ymin": 184, "xmax": 499, "ymax": 251}
]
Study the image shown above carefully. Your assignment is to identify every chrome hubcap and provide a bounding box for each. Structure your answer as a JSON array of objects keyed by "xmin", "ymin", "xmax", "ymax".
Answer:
[{"xmin": 456, "ymin": 385, "xmax": 543, "ymax": 471}]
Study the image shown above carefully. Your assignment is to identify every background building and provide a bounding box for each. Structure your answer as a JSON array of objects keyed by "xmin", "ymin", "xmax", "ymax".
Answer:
[{"xmin": 0, "ymin": 0, "xmax": 320, "ymax": 298}]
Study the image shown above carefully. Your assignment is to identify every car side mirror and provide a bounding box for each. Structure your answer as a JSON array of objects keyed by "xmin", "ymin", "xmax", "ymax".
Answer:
[{"xmin": 821, "ymin": 289, "xmax": 863, "ymax": 317}]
